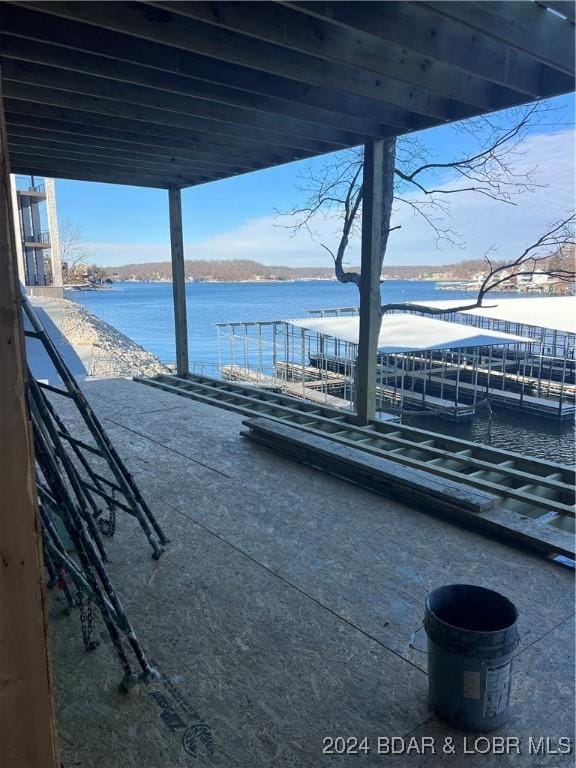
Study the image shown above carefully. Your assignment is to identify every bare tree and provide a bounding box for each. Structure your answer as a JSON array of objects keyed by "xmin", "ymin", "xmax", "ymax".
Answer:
[
  {"xmin": 59, "ymin": 217, "xmax": 93, "ymax": 273},
  {"xmin": 279, "ymin": 102, "xmax": 575, "ymax": 315},
  {"xmin": 384, "ymin": 214, "xmax": 575, "ymax": 318}
]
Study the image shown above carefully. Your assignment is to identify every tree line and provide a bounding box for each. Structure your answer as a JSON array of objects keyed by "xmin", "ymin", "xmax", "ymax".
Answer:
[{"xmin": 99, "ymin": 257, "xmax": 549, "ymax": 283}]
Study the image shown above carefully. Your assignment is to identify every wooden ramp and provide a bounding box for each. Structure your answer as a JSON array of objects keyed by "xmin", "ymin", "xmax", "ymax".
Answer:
[
  {"xmin": 283, "ymin": 382, "xmax": 352, "ymax": 409},
  {"xmin": 276, "ymin": 361, "xmax": 346, "ymax": 390},
  {"xmin": 222, "ymin": 362, "xmax": 353, "ymax": 408},
  {"xmin": 221, "ymin": 364, "xmax": 278, "ymax": 388},
  {"xmin": 242, "ymin": 418, "xmax": 575, "ymax": 561}
]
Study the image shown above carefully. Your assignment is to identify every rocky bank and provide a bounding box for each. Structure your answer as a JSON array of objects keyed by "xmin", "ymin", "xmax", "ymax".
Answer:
[{"xmin": 42, "ymin": 296, "xmax": 168, "ymax": 378}]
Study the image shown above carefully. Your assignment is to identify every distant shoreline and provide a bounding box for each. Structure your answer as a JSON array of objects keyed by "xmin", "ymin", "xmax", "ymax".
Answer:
[{"xmin": 66, "ymin": 277, "xmax": 440, "ymax": 287}]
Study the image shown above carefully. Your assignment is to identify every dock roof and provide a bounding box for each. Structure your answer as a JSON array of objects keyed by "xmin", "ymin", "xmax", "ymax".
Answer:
[
  {"xmin": 410, "ymin": 296, "xmax": 576, "ymax": 335},
  {"xmin": 1, "ymin": 1, "xmax": 574, "ymax": 188},
  {"xmin": 287, "ymin": 313, "xmax": 533, "ymax": 353}
]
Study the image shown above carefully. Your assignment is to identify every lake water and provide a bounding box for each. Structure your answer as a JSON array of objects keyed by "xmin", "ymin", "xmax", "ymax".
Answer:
[
  {"xmin": 68, "ymin": 279, "xmax": 468, "ymax": 365},
  {"xmin": 68, "ymin": 280, "xmax": 574, "ymax": 464}
]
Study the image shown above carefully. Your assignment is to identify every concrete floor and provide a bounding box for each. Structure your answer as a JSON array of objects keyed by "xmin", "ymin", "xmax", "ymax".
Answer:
[{"xmin": 49, "ymin": 379, "xmax": 574, "ymax": 768}]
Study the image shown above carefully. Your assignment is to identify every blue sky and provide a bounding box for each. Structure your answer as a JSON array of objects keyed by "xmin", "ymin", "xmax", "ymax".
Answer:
[{"xmin": 55, "ymin": 93, "xmax": 575, "ymax": 268}]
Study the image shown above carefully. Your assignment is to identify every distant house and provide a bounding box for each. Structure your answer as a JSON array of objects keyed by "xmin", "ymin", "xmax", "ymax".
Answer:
[{"xmin": 515, "ymin": 270, "xmax": 552, "ymax": 292}]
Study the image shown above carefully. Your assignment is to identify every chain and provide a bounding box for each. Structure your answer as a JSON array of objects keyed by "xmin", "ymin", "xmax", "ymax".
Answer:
[
  {"xmin": 99, "ymin": 489, "xmax": 117, "ymax": 537},
  {"xmin": 77, "ymin": 588, "xmax": 99, "ymax": 651},
  {"xmin": 107, "ymin": 507, "xmax": 117, "ymax": 537}
]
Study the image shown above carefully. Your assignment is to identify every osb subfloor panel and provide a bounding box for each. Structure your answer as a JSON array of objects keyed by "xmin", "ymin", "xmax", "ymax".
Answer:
[{"xmin": 49, "ymin": 379, "xmax": 575, "ymax": 768}]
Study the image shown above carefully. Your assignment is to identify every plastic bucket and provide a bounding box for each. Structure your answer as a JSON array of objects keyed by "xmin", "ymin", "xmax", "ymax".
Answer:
[{"xmin": 424, "ymin": 584, "xmax": 519, "ymax": 732}]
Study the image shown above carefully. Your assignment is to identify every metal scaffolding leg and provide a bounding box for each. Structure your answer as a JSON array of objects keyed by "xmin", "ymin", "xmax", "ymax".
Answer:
[
  {"xmin": 22, "ymin": 289, "xmax": 167, "ymax": 557},
  {"xmin": 34, "ymin": 418, "xmax": 157, "ymax": 690}
]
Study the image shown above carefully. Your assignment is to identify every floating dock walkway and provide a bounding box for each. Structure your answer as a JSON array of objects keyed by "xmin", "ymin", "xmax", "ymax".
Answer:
[
  {"xmin": 222, "ymin": 363, "xmax": 354, "ymax": 409},
  {"xmin": 279, "ymin": 360, "xmax": 475, "ymax": 420}
]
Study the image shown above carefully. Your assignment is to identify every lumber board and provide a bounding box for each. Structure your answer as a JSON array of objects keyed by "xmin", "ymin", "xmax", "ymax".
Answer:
[
  {"xmin": 243, "ymin": 418, "xmax": 499, "ymax": 513},
  {"xmin": 0, "ymin": 3, "xmax": 408, "ymax": 129},
  {"xmin": 140, "ymin": 375, "xmax": 575, "ymax": 495},
  {"xmin": 286, "ymin": 1, "xmax": 567, "ymax": 96},
  {"xmin": 14, "ymin": 1, "xmax": 454, "ymax": 120},
  {"xmin": 5, "ymin": 113, "xmax": 287, "ymax": 166},
  {"xmin": 242, "ymin": 418, "xmax": 575, "ymax": 559},
  {"xmin": 152, "ymin": 0, "xmax": 495, "ymax": 108},
  {"xmin": 0, "ymin": 67, "xmax": 59, "ymax": 767}
]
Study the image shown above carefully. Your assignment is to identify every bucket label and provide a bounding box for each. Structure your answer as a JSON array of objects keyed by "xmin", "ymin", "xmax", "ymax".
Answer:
[
  {"xmin": 463, "ymin": 671, "xmax": 481, "ymax": 699},
  {"xmin": 484, "ymin": 662, "xmax": 511, "ymax": 718}
]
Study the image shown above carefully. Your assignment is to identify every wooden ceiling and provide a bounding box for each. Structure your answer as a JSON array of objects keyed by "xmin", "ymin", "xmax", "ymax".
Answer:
[{"xmin": 1, "ymin": 1, "xmax": 574, "ymax": 188}]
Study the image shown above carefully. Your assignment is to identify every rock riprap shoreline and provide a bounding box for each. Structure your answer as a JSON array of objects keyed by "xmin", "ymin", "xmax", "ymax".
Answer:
[{"xmin": 33, "ymin": 295, "xmax": 168, "ymax": 378}]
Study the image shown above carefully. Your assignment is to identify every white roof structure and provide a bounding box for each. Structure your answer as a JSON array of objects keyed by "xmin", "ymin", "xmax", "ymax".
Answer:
[
  {"xmin": 287, "ymin": 314, "xmax": 533, "ymax": 354},
  {"xmin": 408, "ymin": 296, "xmax": 576, "ymax": 335}
]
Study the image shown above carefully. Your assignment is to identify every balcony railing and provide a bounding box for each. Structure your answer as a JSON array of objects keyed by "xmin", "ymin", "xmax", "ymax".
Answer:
[
  {"xmin": 23, "ymin": 230, "xmax": 51, "ymax": 247},
  {"xmin": 15, "ymin": 175, "xmax": 46, "ymax": 195}
]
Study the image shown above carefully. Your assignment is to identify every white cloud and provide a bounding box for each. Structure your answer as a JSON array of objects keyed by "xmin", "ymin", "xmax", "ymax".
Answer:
[
  {"xmin": 386, "ymin": 128, "xmax": 575, "ymax": 265},
  {"xmin": 88, "ymin": 215, "xmax": 346, "ymax": 267},
  {"xmin": 88, "ymin": 128, "xmax": 575, "ymax": 268}
]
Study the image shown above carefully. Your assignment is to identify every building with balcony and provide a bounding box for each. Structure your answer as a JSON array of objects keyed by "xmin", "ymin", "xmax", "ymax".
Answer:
[{"xmin": 10, "ymin": 174, "xmax": 63, "ymax": 297}]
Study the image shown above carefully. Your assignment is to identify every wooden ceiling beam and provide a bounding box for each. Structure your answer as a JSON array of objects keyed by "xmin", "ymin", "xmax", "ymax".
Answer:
[
  {"xmin": 148, "ymin": 0, "xmax": 498, "ymax": 110},
  {"xmin": 0, "ymin": 10, "xmax": 393, "ymax": 138},
  {"xmin": 8, "ymin": 143, "xmax": 238, "ymax": 179},
  {"xmin": 1, "ymin": 59, "xmax": 362, "ymax": 148},
  {"xmin": 1, "ymin": 4, "xmax": 416, "ymax": 132},
  {"xmin": 6, "ymin": 132, "xmax": 258, "ymax": 172},
  {"xmin": 284, "ymin": 2, "xmax": 574, "ymax": 97},
  {"xmin": 4, "ymin": 110, "xmax": 296, "ymax": 166},
  {"xmin": 9, "ymin": 150, "xmax": 217, "ymax": 181},
  {"xmin": 1, "ymin": 66, "xmax": 377, "ymax": 154},
  {"xmin": 424, "ymin": 1, "xmax": 575, "ymax": 75},
  {"xmin": 5, "ymin": 85, "xmax": 338, "ymax": 158},
  {"xmin": 14, "ymin": 0, "xmax": 465, "ymax": 121},
  {"xmin": 3, "ymin": 81, "xmax": 339, "ymax": 155},
  {"xmin": 8, "ymin": 158, "xmax": 215, "ymax": 189}
]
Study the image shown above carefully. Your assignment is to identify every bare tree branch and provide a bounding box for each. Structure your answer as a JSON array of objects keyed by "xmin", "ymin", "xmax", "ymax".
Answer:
[
  {"xmin": 59, "ymin": 217, "xmax": 94, "ymax": 276},
  {"xmin": 380, "ymin": 213, "xmax": 576, "ymax": 317},
  {"xmin": 277, "ymin": 101, "xmax": 562, "ymax": 283}
]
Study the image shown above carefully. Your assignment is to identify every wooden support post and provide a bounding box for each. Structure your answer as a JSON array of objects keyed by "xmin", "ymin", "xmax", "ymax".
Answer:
[
  {"xmin": 356, "ymin": 141, "xmax": 383, "ymax": 424},
  {"xmin": 0, "ymin": 69, "xmax": 59, "ymax": 768},
  {"xmin": 168, "ymin": 187, "xmax": 189, "ymax": 376},
  {"xmin": 356, "ymin": 138, "xmax": 395, "ymax": 425}
]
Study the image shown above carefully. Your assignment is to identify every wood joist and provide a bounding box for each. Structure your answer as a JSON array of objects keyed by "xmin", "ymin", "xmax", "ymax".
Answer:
[{"xmin": 0, "ymin": 0, "xmax": 574, "ymax": 188}]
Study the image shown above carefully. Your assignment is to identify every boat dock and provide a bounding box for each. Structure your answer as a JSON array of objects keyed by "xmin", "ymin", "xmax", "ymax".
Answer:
[{"xmin": 215, "ymin": 300, "xmax": 575, "ymax": 421}]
